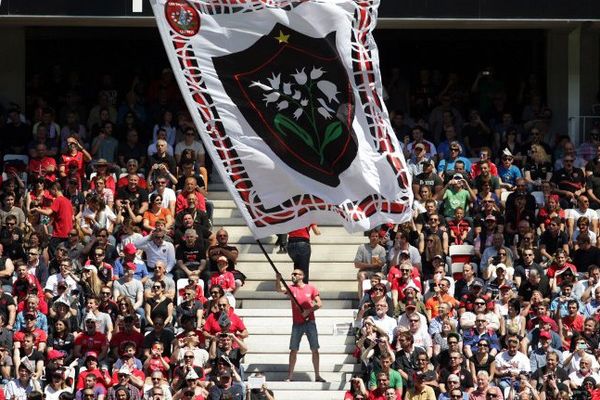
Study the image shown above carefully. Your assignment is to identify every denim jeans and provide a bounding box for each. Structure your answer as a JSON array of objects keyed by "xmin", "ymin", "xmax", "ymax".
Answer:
[{"xmin": 287, "ymin": 241, "xmax": 311, "ymax": 283}]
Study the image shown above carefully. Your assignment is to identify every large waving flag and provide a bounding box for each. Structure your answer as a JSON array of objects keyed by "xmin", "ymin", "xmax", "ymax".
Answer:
[{"xmin": 151, "ymin": 0, "xmax": 412, "ymax": 237}]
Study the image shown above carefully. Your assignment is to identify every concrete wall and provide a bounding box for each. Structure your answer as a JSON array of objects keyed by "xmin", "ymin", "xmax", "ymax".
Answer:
[{"xmin": 0, "ymin": 27, "xmax": 26, "ymax": 110}]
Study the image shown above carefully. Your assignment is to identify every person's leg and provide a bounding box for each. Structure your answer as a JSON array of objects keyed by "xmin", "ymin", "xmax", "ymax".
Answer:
[
  {"xmin": 357, "ymin": 271, "xmax": 367, "ymax": 300},
  {"xmin": 289, "ymin": 241, "xmax": 311, "ymax": 283},
  {"xmin": 288, "ymin": 324, "xmax": 302, "ymax": 381},
  {"xmin": 288, "ymin": 350, "xmax": 298, "ymax": 381},
  {"xmin": 306, "ymin": 321, "xmax": 324, "ymax": 382}
]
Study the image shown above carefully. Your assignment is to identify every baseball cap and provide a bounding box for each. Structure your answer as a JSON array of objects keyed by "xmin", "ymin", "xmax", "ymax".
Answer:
[
  {"xmin": 472, "ymin": 278, "xmax": 485, "ymax": 288},
  {"xmin": 123, "ymin": 243, "xmax": 137, "ymax": 255},
  {"xmin": 539, "ymin": 330, "xmax": 551, "ymax": 340},
  {"xmin": 485, "ymin": 215, "xmax": 496, "ymax": 221},
  {"xmin": 433, "ymin": 254, "xmax": 444, "ymax": 261},
  {"xmin": 539, "ymin": 316, "xmax": 554, "ymax": 325},
  {"xmin": 85, "ymin": 313, "xmax": 98, "ymax": 322},
  {"xmin": 405, "ymin": 300, "xmax": 417, "ymax": 309},
  {"xmin": 47, "ymin": 349, "xmax": 66, "ymax": 361},
  {"xmin": 83, "ymin": 265, "xmax": 98, "ymax": 274},
  {"xmin": 125, "ymin": 261, "xmax": 137, "ymax": 271},
  {"xmin": 85, "ymin": 351, "xmax": 98, "ymax": 360},
  {"xmin": 499, "ymin": 284, "xmax": 512, "ymax": 291},
  {"xmin": 452, "ymin": 173, "xmax": 463, "ymax": 180},
  {"xmin": 447, "ymin": 374, "xmax": 460, "ymax": 383},
  {"xmin": 217, "ymin": 256, "xmax": 228, "ymax": 263},
  {"xmin": 495, "ymin": 263, "xmax": 506, "ymax": 271},
  {"xmin": 95, "ymin": 159, "xmax": 108, "ymax": 166},
  {"xmin": 118, "ymin": 365, "xmax": 131, "ymax": 376},
  {"xmin": 185, "ymin": 369, "xmax": 199, "ymax": 380},
  {"xmin": 420, "ymin": 158, "xmax": 432, "ymax": 165}
]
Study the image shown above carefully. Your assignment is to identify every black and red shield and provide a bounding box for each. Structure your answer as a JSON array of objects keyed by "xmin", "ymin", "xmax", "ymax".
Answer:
[{"xmin": 213, "ymin": 24, "xmax": 357, "ymax": 187}]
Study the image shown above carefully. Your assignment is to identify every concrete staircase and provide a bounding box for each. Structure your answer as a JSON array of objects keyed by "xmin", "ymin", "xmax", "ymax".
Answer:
[{"xmin": 208, "ymin": 182, "xmax": 361, "ymax": 400}]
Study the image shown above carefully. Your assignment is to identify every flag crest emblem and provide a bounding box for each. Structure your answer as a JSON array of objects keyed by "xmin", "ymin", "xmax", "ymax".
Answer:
[
  {"xmin": 165, "ymin": 0, "xmax": 200, "ymax": 37},
  {"xmin": 213, "ymin": 24, "xmax": 357, "ymax": 187}
]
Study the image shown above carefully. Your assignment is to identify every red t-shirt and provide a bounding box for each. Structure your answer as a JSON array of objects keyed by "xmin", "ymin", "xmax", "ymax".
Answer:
[
  {"xmin": 288, "ymin": 284, "xmax": 319, "ymax": 324},
  {"xmin": 110, "ymin": 330, "xmax": 145, "ymax": 352},
  {"xmin": 209, "ymin": 271, "xmax": 236, "ymax": 292},
  {"xmin": 50, "ymin": 195, "xmax": 74, "ymax": 238},
  {"xmin": 13, "ymin": 328, "xmax": 47, "ymax": 347},
  {"xmin": 117, "ymin": 176, "xmax": 147, "ymax": 189},
  {"xmin": 28, "ymin": 157, "xmax": 57, "ymax": 181},
  {"xmin": 61, "ymin": 152, "xmax": 85, "ymax": 178},
  {"xmin": 74, "ymin": 331, "xmax": 109, "ymax": 355},
  {"xmin": 175, "ymin": 192, "xmax": 206, "ymax": 213},
  {"xmin": 76, "ymin": 369, "xmax": 111, "ymax": 390},
  {"xmin": 288, "ymin": 226, "xmax": 312, "ymax": 240},
  {"xmin": 204, "ymin": 310, "xmax": 246, "ymax": 337}
]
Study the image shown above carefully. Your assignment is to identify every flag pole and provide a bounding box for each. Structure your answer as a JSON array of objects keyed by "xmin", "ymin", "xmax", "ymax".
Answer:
[{"xmin": 255, "ymin": 239, "xmax": 305, "ymax": 314}]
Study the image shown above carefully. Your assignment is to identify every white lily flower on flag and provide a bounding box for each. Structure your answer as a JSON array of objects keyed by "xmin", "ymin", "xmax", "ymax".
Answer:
[
  {"xmin": 277, "ymin": 101, "xmax": 289, "ymax": 111},
  {"xmin": 310, "ymin": 67, "xmax": 324, "ymax": 80},
  {"xmin": 292, "ymin": 68, "xmax": 307, "ymax": 85},
  {"xmin": 317, "ymin": 80, "xmax": 339, "ymax": 103}
]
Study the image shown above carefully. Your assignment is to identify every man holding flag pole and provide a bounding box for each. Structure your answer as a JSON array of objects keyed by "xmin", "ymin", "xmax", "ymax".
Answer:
[{"xmin": 275, "ymin": 268, "xmax": 325, "ymax": 383}]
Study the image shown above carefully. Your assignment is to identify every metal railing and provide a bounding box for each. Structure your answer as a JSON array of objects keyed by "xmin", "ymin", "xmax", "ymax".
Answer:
[{"xmin": 569, "ymin": 115, "xmax": 600, "ymax": 144}]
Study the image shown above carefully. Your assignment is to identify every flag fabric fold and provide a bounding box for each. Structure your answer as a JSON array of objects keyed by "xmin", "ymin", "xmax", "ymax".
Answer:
[{"xmin": 151, "ymin": 0, "xmax": 412, "ymax": 237}]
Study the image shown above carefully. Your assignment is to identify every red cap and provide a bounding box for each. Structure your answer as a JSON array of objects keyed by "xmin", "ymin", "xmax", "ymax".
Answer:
[
  {"xmin": 84, "ymin": 351, "xmax": 98, "ymax": 360},
  {"xmin": 123, "ymin": 243, "xmax": 136, "ymax": 255},
  {"xmin": 539, "ymin": 316, "xmax": 554, "ymax": 325},
  {"xmin": 47, "ymin": 349, "xmax": 66, "ymax": 360},
  {"xmin": 125, "ymin": 262, "xmax": 137, "ymax": 271},
  {"xmin": 539, "ymin": 330, "xmax": 551, "ymax": 340}
]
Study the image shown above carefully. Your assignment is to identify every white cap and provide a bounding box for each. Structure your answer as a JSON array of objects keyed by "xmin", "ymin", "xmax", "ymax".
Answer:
[
  {"xmin": 118, "ymin": 365, "xmax": 131, "ymax": 375},
  {"xmin": 185, "ymin": 369, "xmax": 199, "ymax": 380}
]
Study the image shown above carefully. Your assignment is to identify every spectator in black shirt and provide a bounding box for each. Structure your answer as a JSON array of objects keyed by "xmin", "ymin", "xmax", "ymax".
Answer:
[
  {"xmin": 117, "ymin": 129, "xmax": 147, "ymax": 169},
  {"xmin": 174, "ymin": 229, "xmax": 207, "ymax": 282},
  {"xmin": 539, "ymin": 216, "xmax": 569, "ymax": 261}
]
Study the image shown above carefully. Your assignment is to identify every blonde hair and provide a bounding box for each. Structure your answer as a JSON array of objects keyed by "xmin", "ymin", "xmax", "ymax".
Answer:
[{"xmin": 531, "ymin": 144, "xmax": 551, "ymax": 163}]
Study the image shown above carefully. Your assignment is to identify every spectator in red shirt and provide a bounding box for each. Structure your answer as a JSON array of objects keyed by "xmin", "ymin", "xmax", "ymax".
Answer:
[
  {"xmin": 74, "ymin": 314, "xmax": 109, "ymax": 363},
  {"xmin": 202, "ymin": 297, "xmax": 248, "ymax": 345},
  {"xmin": 209, "ymin": 256, "xmax": 237, "ymax": 295},
  {"xmin": 30, "ymin": 181, "xmax": 74, "ymax": 258},
  {"xmin": 76, "ymin": 352, "xmax": 112, "ymax": 390},
  {"xmin": 59, "ymin": 136, "xmax": 92, "ymax": 180}
]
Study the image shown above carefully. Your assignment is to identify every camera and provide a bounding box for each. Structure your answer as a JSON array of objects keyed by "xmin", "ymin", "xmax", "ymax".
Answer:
[{"xmin": 492, "ymin": 255, "xmax": 501, "ymax": 264}]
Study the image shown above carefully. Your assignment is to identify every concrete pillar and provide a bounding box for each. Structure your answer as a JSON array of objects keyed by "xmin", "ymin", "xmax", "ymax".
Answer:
[
  {"xmin": 580, "ymin": 25, "xmax": 600, "ymax": 134},
  {"xmin": 0, "ymin": 27, "xmax": 26, "ymax": 110},
  {"xmin": 546, "ymin": 29, "xmax": 569, "ymax": 139}
]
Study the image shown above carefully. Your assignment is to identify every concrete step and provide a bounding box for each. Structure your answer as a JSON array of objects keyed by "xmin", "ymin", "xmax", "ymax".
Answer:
[
  {"xmin": 206, "ymin": 191, "xmax": 233, "ymax": 200},
  {"xmin": 243, "ymin": 270, "xmax": 356, "ymax": 281},
  {"xmin": 240, "ymin": 299, "xmax": 357, "ymax": 309},
  {"xmin": 236, "ymin": 309, "xmax": 355, "ymax": 317},
  {"xmin": 253, "ymin": 371, "xmax": 350, "ymax": 383},
  {"xmin": 242, "ymin": 316, "xmax": 352, "ymax": 334},
  {"xmin": 260, "ymin": 381, "xmax": 350, "ymax": 390},
  {"xmin": 244, "ymin": 363, "xmax": 360, "ymax": 373},
  {"xmin": 215, "ymin": 225, "xmax": 364, "ymax": 238},
  {"xmin": 244, "ymin": 353, "xmax": 356, "ymax": 365},
  {"xmin": 245, "ymin": 335, "xmax": 355, "ymax": 348},
  {"xmin": 247, "ymin": 324, "xmax": 353, "ymax": 335},
  {"xmin": 246, "ymin": 343, "xmax": 353, "ymax": 354},
  {"xmin": 272, "ymin": 390, "xmax": 346, "ymax": 400},
  {"xmin": 236, "ymin": 291, "xmax": 356, "ymax": 300},
  {"xmin": 237, "ymin": 251, "xmax": 355, "ymax": 263},
  {"xmin": 236, "ymin": 261, "xmax": 357, "ymax": 275},
  {"xmin": 240, "ymin": 280, "xmax": 356, "ymax": 292}
]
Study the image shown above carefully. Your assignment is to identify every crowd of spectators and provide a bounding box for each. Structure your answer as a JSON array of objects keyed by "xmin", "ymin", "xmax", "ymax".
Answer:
[
  {"xmin": 346, "ymin": 68, "xmax": 600, "ymax": 400},
  {"xmin": 0, "ymin": 68, "xmax": 276, "ymax": 400}
]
